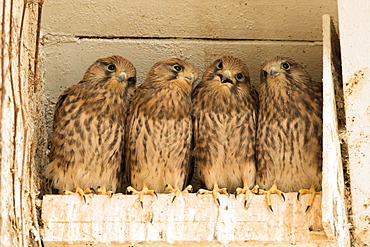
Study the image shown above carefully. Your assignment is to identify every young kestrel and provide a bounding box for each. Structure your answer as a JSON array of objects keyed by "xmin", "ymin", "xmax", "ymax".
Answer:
[
  {"xmin": 192, "ymin": 56, "xmax": 258, "ymax": 206},
  {"xmin": 256, "ymin": 56, "xmax": 323, "ymax": 211},
  {"xmin": 45, "ymin": 55, "xmax": 136, "ymax": 198},
  {"xmin": 125, "ymin": 58, "xmax": 198, "ymax": 207}
]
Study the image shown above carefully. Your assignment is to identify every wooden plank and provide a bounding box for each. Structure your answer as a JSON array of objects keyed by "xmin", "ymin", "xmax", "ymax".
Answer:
[
  {"xmin": 42, "ymin": 193, "xmax": 332, "ymax": 246},
  {"xmin": 40, "ymin": 0, "xmax": 338, "ymax": 41},
  {"xmin": 0, "ymin": 1, "xmax": 44, "ymax": 246},
  {"xmin": 321, "ymin": 14, "xmax": 350, "ymax": 245}
]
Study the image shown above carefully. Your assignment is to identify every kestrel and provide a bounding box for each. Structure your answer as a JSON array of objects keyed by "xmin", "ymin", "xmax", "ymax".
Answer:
[
  {"xmin": 192, "ymin": 56, "xmax": 258, "ymax": 206},
  {"xmin": 125, "ymin": 58, "xmax": 198, "ymax": 207},
  {"xmin": 256, "ymin": 56, "xmax": 322, "ymax": 211},
  {"xmin": 45, "ymin": 55, "xmax": 136, "ymax": 199}
]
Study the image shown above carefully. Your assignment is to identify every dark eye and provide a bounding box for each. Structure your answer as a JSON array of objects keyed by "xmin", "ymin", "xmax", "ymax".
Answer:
[
  {"xmin": 127, "ymin": 77, "xmax": 135, "ymax": 83},
  {"xmin": 282, "ymin": 62, "xmax": 290, "ymax": 70},
  {"xmin": 263, "ymin": 70, "xmax": 268, "ymax": 77},
  {"xmin": 107, "ymin": 64, "xmax": 116, "ymax": 72},
  {"xmin": 236, "ymin": 73, "xmax": 244, "ymax": 80},
  {"xmin": 217, "ymin": 61, "xmax": 223, "ymax": 69},
  {"xmin": 173, "ymin": 65, "xmax": 182, "ymax": 72}
]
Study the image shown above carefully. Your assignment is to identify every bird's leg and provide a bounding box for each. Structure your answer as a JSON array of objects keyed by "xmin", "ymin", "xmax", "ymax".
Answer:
[
  {"xmin": 165, "ymin": 184, "xmax": 193, "ymax": 203},
  {"xmin": 297, "ymin": 184, "xmax": 321, "ymax": 211},
  {"xmin": 258, "ymin": 183, "xmax": 285, "ymax": 212},
  {"xmin": 250, "ymin": 184, "xmax": 260, "ymax": 194},
  {"xmin": 126, "ymin": 185, "xmax": 157, "ymax": 209},
  {"xmin": 197, "ymin": 181, "xmax": 228, "ymax": 206},
  {"xmin": 235, "ymin": 179, "xmax": 253, "ymax": 207},
  {"xmin": 97, "ymin": 184, "xmax": 117, "ymax": 197},
  {"xmin": 63, "ymin": 186, "xmax": 95, "ymax": 203}
]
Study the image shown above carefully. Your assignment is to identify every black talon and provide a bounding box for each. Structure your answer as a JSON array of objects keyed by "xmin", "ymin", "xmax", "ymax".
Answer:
[
  {"xmin": 83, "ymin": 195, "xmax": 87, "ymax": 204},
  {"xmin": 172, "ymin": 195, "xmax": 177, "ymax": 203},
  {"xmin": 164, "ymin": 184, "xmax": 169, "ymax": 190},
  {"xmin": 244, "ymin": 200, "xmax": 248, "ymax": 207},
  {"xmin": 281, "ymin": 193, "xmax": 285, "ymax": 201},
  {"xmin": 216, "ymin": 198, "xmax": 221, "ymax": 206},
  {"xmin": 297, "ymin": 192, "xmax": 301, "ymax": 201},
  {"xmin": 305, "ymin": 205, "xmax": 311, "ymax": 212},
  {"xmin": 140, "ymin": 201, "xmax": 144, "ymax": 209},
  {"xmin": 153, "ymin": 191, "xmax": 158, "ymax": 198},
  {"xmin": 234, "ymin": 193, "xmax": 237, "ymax": 199},
  {"xmin": 90, "ymin": 187, "xmax": 96, "ymax": 194},
  {"xmin": 268, "ymin": 205, "xmax": 274, "ymax": 212}
]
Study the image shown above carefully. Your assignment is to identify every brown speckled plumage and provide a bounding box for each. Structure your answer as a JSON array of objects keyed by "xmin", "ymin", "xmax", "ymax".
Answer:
[
  {"xmin": 125, "ymin": 58, "xmax": 198, "ymax": 193},
  {"xmin": 192, "ymin": 56, "xmax": 257, "ymax": 193},
  {"xmin": 256, "ymin": 56, "xmax": 322, "ymax": 192},
  {"xmin": 45, "ymin": 55, "xmax": 136, "ymax": 193}
]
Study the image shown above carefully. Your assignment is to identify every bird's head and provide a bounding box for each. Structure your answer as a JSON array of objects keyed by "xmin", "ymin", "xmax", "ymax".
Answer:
[
  {"xmin": 260, "ymin": 56, "xmax": 311, "ymax": 86},
  {"xmin": 147, "ymin": 58, "xmax": 198, "ymax": 87},
  {"xmin": 83, "ymin": 55, "xmax": 137, "ymax": 89},
  {"xmin": 202, "ymin": 56, "xmax": 250, "ymax": 90}
]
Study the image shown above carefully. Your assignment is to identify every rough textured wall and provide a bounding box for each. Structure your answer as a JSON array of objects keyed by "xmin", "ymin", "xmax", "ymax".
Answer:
[
  {"xmin": 0, "ymin": 0, "xmax": 45, "ymax": 246},
  {"xmin": 338, "ymin": 1, "xmax": 370, "ymax": 245}
]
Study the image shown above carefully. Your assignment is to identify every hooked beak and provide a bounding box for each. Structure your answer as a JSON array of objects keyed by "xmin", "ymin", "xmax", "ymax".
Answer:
[
  {"xmin": 218, "ymin": 70, "xmax": 233, "ymax": 84},
  {"xmin": 116, "ymin": 72, "xmax": 127, "ymax": 82},
  {"xmin": 184, "ymin": 74, "xmax": 195, "ymax": 84},
  {"xmin": 270, "ymin": 67, "xmax": 280, "ymax": 77}
]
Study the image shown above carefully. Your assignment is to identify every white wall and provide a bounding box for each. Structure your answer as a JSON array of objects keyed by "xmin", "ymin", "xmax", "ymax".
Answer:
[{"xmin": 337, "ymin": 0, "xmax": 370, "ymax": 245}]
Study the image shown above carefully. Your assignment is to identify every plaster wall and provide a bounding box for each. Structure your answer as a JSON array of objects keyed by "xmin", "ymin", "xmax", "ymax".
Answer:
[{"xmin": 337, "ymin": 1, "xmax": 370, "ymax": 245}]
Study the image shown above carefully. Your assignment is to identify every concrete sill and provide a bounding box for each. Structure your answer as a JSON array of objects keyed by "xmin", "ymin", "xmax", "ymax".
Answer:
[{"xmin": 41, "ymin": 193, "xmax": 334, "ymax": 246}]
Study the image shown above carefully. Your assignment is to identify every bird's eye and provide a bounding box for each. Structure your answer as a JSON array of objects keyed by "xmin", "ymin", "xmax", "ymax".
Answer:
[
  {"xmin": 107, "ymin": 64, "xmax": 116, "ymax": 72},
  {"xmin": 217, "ymin": 61, "xmax": 223, "ymax": 69},
  {"xmin": 236, "ymin": 73, "xmax": 244, "ymax": 80},
  {"xmin": 173, "ymin": 64, "xmax": 182, "ymax": 72},
  {"xmin": 281, "ymin": 62, "xmax": 290, "ymax": 70},
  {"xmin": 263, "ymin": 70, "xmax": 268, "ymax": 77}
]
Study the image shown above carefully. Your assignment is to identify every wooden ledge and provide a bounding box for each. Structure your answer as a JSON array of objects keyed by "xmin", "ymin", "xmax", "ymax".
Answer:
[{"xmin": 41, "ymin": 193, "xmax": 332, "ymax": 246}]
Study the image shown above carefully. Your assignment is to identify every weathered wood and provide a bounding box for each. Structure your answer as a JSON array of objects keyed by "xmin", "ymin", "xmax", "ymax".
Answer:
[
  {"xmin": 321, "ymin": 14, "xmax": 350, "ymax": 246},
  {"xmin": 42, "ymin": 193, "xmax": 332, "ymax": 246},
  {"xmin": 0, "ymin": 0, "xmax": 44, "ymax": 246}
]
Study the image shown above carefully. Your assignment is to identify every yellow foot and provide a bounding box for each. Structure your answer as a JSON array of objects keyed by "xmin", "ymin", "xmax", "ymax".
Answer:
[
  {"xmin": 165, "ymin": 184, "xmax": 192, "ymax": 202},
  {"xmin": 236, "ymin": 179, "xmax": 256, "ymax": 207},
  {"xmin": 297, "ymin": 184, "xmax": 321, "ymax": 211},
  {"xmin": 258, "ymin": 183, "xmax": 285, "ymax": 212},
  {"xmin": 127, "ymin": 185, "xmax": 157, "ymax": 208},
  {"xmin": 236, "ymin": 186, "xmax": 256, "ymax": 207},
  {"xmin": 196, "ymin": 182, "xmax": 228, "ymax": 206},
  {"xmin": 63, "ymin": 186, "xmax": 94, "ymax": 203},
  {"xmin": 97, "ymin": 185, "xmax": 117, "ymax": 197}
]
